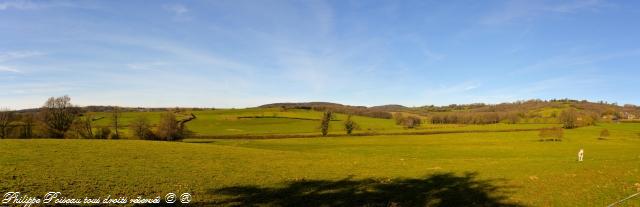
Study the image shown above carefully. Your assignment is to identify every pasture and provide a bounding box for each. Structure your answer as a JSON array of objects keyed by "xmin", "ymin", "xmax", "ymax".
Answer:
[
  {"xmin": 88, "ymin": 108, "xmax": 557, "ymax": 138},
  {"xmin": 1, "ymin": 123, "xmax": 639, "ymax": 206}
]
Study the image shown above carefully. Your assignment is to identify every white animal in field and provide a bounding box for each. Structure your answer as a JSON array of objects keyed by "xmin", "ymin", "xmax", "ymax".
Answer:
[{"xmin": 578, "ymin": 149, "xmax": 584, "ymax": 162}]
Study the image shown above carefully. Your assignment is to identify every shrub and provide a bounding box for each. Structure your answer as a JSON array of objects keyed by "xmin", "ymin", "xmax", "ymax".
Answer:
[
  {"xmin": 94, "ymin": 127, "xmax": 111, "ymax": 139},
  {"xmin": 110, "ymin": 134, "xmax": 120, "ymax": 140},
  {"xmin": 130, "ymin": 116, "xmax": 154, "ymax": 140},
  {"xmin": 71, "ymin": 115, "xmax": 94, "ymax": 139},
  {"xmin": 399, "ymin": 116, "xmax": 422, "ymax": 129},
  {"xmin": 394, "ymin": 113, "xmax": 405, "ymax": 125},
  {"xmin": 599, "ymin": 129, "xmax": 610, "ymax": 139}
]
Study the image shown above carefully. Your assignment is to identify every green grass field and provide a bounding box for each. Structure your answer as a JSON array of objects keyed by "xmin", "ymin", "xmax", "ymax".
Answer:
[
  {"xmin": 2, "ymin": 123, "xmax": 639, "ymax": 206},
  {"xmin": 89, "ymin": 108, "xmax": 558, "ymax": 138}
]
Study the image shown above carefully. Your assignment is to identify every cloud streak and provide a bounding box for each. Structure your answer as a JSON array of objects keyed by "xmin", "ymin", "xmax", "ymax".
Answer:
[
  {"xmin": 0, "ymin": 51, "xmax": 43, "ymax": 62},
  {"xmin": 481, "ymin": 0, "xmax": 607, "ymax": 25},
  {"xmin": 0, "ymin": 66, "xmax": 20, "ymax": 73}
]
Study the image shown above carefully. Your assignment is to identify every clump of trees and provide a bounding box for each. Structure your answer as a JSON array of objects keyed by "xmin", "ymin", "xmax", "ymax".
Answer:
[
  {"xmin": 430, "ymin": 112, "xmax": 522, "ymax": 125},
  {"xmin": 129, "ymin": 112, "xmax": 195, "ymax": 141},
  {"xmin": 559, "ymin": 108, "xmax": 597, "ymax": 129},
  {"xmin": 0, "ymin": 95, "xmax": 201, "ymax": 141},
  {"xmin": 539, "ymin": 127, "xmax": 563, "ymax": 142},
  {"xmin": 394, "ymin": 113, "xmax": 421, "ymax": 129},
  {"xmin": 0, "ymin": 108, "xmax": 15, "ymax": 138},
  {"xmin": 343, "ymin": 115, "xmax": 359, "ymax": 135},
  {"xmin": 320, "ymin": 111, "xmax": 332, "ymax": 136}
]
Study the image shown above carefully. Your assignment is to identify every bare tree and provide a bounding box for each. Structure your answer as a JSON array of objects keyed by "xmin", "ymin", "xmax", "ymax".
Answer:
[
  {"xmin": 0, "ymin": 108, "xmax": 15, "ymax": 138},
  {"xmin": 72, "ymin": 114, "xmax": 95, "ymax": 139},
  {"xmin": 39, "ymin": 95, "xmax": 78, "ymax": 138},
  {"xmin": 19, "ymin": 113, "xmax": 34, "ymax": 138},
  {"xmin": 130, "ymin": 116, "xmax": 154, "ymax": 140},
  {"xmin": 156, "ymin": 112, "xmax": 180, "ymax": 141},
  {"xmin": 111, "ymin": 106, "xmax": 122, "ymax": 139}
]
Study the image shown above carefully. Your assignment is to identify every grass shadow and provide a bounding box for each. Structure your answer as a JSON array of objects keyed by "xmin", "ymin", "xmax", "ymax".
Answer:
[{"xmin": 208, "ymin": 172, "xmax": 523, "ymax": 207}]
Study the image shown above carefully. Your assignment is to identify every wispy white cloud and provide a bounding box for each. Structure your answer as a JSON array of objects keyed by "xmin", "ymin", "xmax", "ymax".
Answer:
[
  {"xmin": 481, "ymin": 0, "xmax": 608, "ymax": 25},
  {"xmin": 0, "ymin": 65, "xmax": 20, "ymax": 73},
  {"xmin": 0, "ymin": 0, "xmax": 92, "ymax": 11},
  {"xmin": 423, "ymin": 81, "xmax": 481, "ymax": 97},
  {"xmin": 126, "ymin": 61, "xmax": 167, "ymax": 70},
  {"xmin": 163, "ymin": 4, "xmax": 188, "ymax": 15},
  {"xmin": 423, "ymin": 49, "xmax": 445, "ymax": 62},
  {"xmin": 0, "ymin": 0, "xmax": 39, "ymax": 10},
  {"xmin": 0, "ymin": 51, "xmax": 43, "ymax": 62},
  {"xmin": 544, "ymin": 0, "xmax": 604, "ymax": 13},
  {"xmin": 0, "ymin": 51, "xmax": 43, "ymax": 73},
  {"xmin": 512, "ymin": 48, "xmax": 640, "ymax": 75},
  {"xmin": 163, "ymin": 3, "xmax": 191, "ymax": 21}
]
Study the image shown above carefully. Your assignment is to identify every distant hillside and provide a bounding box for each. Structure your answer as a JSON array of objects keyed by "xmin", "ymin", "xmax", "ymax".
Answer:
[
  {"xmin": 259, "ymin": 99, "xmax": 640, "ymax": 124},
  {"xmin": 259, "ymin": 102, "xmax": 393, "ymax": 119},
  {"xmin": 369, "ymin": 104, "xmax": 409, "ymax": 111}
]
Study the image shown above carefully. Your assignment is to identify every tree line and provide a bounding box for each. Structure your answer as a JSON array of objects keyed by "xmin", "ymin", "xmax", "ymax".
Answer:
[{"xmin": 0, "ymin": 96, "xmax": 195, "ymax": 140}]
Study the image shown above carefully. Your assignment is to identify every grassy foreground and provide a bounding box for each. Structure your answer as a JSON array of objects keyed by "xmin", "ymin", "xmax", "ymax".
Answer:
[{"xmin": 1, "ymin": 123, "xmax": 639, "ymax": 206}]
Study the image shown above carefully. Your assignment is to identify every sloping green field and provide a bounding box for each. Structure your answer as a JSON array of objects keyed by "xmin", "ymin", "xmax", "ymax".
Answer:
[
  {"xmin": 2, "ymin": 123, "xmax": 639, "ymax": 206},
  {"xmin": 89, "ymin": 108, "xmax": 558, "ymax": 138}
]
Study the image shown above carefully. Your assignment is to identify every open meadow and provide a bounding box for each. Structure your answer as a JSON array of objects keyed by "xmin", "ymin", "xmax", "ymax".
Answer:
[
  {"xmin": 87, "ymin": 108, "xmax": 558, "ymax": 138},
  {"xmin": 2, "ymin": 122, "xmax": 639, "ymax": 206}
]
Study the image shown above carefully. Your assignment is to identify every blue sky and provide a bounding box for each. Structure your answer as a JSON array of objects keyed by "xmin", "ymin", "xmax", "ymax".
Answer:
[{"xmin": 1, "ymin": 0, "xmax": 639, "ymax": 109}]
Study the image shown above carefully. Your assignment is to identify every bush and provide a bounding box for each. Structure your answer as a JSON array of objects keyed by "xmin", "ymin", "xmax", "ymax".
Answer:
[
  {"xmin": 399, "ymin": 116, "xmax": 421, "ymax": 129},
  {"xmin": 343, "ymin": 115, "xmax": 360, "ymax": 135},
  {"xmin": 94, "ymin": 127, "xmax": 111, "ymax": 139},
  {"xmin": 539, "ymin": 127, "xmax": 563, "ymax": 141},
  {"xmin": 71, "ymin": 115, "xmax": 94, "ymax": 139},
  {"xmin": 599, "ymin": 129, "xmax": 610, "ymax": 140},
  {"xmin": 110, "ymin": 134, "xmax": 120, "ymax": 140},
  {"xmin": 130, "ymin": 116, "xmax": 154, "ymax": 140}
]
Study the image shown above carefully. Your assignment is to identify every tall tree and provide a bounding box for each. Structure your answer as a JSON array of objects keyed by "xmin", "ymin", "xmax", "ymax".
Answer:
[
  {"xmin": 320, "ymin": 111, "xmax": 332, "ymax": 136},
  {"xmin": 39, "ymin": 95, "xmax": 78, "ymax": 138},
  {"xmin": 111, "ymin": 106, "xmax": 121, "ymax": 139},
  {"xmin": 0, "ymin": 108, "xmax": 15, "ymax": 138},
  {"xmin": 19, "ymin": 113, "xmax": 34, "ymax": 138},
  {"xmin": 343, "ymin": 115, "xmax": 359, "ymax": 135}
]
